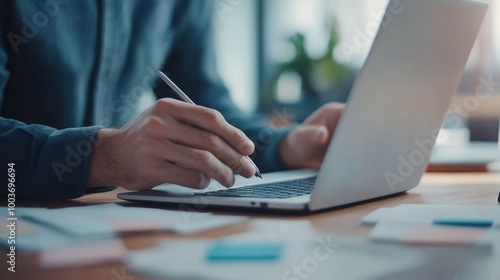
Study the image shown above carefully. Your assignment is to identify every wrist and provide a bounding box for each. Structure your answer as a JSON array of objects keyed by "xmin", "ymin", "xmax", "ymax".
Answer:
[{"xmin": 88, "ymin": 128, "xmax": 121, "ymax": 188}]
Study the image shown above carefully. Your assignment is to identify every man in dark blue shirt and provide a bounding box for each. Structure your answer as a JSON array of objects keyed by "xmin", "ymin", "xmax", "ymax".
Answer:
[{"xmin": 0, "ymin": 0, "xmax": 342, "ymax": 199}]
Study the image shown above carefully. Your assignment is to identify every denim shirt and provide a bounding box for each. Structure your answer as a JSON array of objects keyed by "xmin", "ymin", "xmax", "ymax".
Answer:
[{"xmin": 0, "ymin": 0, "xmax": 291, "ymax": 199}]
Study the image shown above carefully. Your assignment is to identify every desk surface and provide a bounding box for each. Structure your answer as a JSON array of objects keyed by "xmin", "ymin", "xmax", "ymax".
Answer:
[{"xmin": 3, "ymin": 170, "xmax": 500, "ymax": 280}]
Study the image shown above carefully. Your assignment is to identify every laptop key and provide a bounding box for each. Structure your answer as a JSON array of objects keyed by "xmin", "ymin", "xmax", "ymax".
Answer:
[{"xmin": 196, "ymin": 177, "xmax": 317, "ymax": 199}]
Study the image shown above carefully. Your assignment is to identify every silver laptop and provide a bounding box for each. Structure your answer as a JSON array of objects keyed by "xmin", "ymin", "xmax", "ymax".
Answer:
[{"xmin": 118, "ymin": 0, "xmax": 488, "ymax": 212}]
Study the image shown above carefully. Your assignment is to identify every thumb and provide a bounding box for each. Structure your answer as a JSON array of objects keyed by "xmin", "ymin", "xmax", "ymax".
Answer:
[
  {"xmin": 281, "ymin": 125, "xmax": 329, "ymax": 169},
  {"xmin": 292, "ymin": 125, "xmax": 329, "ymax": 147}
]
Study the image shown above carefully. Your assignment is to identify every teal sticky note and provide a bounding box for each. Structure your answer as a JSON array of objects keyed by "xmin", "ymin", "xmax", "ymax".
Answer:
[
  {"xmin": 433, "ymin": 219, "xmax": 494, "ymax": 228},
  {"xmin": 206, "ymin": 242, "xmax": 284, "ymax": 262}
]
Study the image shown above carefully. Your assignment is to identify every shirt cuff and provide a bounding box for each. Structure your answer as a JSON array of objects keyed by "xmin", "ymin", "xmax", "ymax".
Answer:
[
  {"xmin": 37, "ymin": 126, "xmax": 102, "ymax": 199},
  {"xmin": 85, "ymin": 186, "xmax": 118, "ymax": 194}
]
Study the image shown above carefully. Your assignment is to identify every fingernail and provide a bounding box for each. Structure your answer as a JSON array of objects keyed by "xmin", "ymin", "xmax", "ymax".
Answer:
[
  {"xmin": 246, "ymin": 140, "xmax": 255, "ymax": 151},
  {"xmin": 198, "ymin": 174, "xmax": 210, "ymax": 189},
  {"xmin": 229, "ymin": 175, "xmax": 236, "ymax": 188},
  {"xmin": 241, "ymin": 140, "xmax": 255, "ymax": 155},
  {"xmin": 315, "ymin": 127, "xmax": 325, "ymax": 141}
]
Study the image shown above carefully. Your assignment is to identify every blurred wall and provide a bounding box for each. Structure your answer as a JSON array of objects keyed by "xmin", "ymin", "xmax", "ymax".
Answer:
[{"xmin": 213, "ymin": 0, "xmax": 258, "ymax": 113}]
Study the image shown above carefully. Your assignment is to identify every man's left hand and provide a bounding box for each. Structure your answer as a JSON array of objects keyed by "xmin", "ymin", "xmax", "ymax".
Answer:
[{"xmin": 279, "ymin": 103, "xmax": 344, "ymax": 169}]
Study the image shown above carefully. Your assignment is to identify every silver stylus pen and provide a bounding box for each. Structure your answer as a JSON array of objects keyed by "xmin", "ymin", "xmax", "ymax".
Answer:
[{"xmin": 157, "ymin": 71, "xmax": 262, "ymax": 179}]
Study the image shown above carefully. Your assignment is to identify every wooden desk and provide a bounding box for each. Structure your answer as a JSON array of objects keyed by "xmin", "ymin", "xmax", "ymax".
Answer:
[{"xmin": 2, "ymin": 171, "xmax": 500, "ymax": 280}]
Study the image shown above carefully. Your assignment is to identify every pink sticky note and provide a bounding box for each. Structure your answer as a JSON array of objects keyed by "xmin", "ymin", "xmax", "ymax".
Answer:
[
  {"xmin": 39, "ymin": 240, "xmax": 127, "ymax": 268},
  {"xmin": 403, "ymin": 226, "xmax": 486, "ymax": 245}
]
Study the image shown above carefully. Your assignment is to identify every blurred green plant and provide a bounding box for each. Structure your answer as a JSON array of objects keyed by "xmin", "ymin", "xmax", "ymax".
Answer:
[{"xmin": 267, "ymin": 22, "xmax": 349, "ymax": 103}]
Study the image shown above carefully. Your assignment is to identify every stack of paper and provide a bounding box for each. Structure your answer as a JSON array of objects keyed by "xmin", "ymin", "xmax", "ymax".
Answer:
[
  {"xmin": 363, "ymin": 204, "xmax": 500, "ymax": 246},
  {"xmin": 363, "ymin": 204, "xmax": 500, "ymax": 225},
  {"xmin": 0, "ymin": 203, "xmax": 247, "ymax": 268}
]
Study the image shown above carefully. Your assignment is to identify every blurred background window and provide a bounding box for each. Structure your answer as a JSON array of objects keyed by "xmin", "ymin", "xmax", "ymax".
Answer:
[{"xmin": 214, "ymin": 0, "xmax": 499, "ymax": 139}]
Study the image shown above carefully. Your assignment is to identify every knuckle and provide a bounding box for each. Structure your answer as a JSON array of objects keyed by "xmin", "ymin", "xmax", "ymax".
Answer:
[
  {"xmin": 192, "ymin": 150, "xmax": 211, "ymax": 165},
  {"xmin": 228, "ymin": 128, "xmax": 243, "ymax": 144},
  {"xmin": 213, "ymin": 168, "xmax": 233, "ymax": 186},
  {"xmin": 239, "ymin": 156, "xmax": 255, "ymax": 177},
  {"xmin": 144, "ymin": 116, "xmax": 164, "ymax": 134},
  {"xmin": 226, "ymin": 157, "xmax": 239, "ymax": 171},
  {"xmin": 154, "ymin": 98, "xmax": 176, "ymax": 113},
  {"xmin": 185, "ymin": 172, "xmax": 210, "ymax": 189},
  {"xmin": 206, "ymin": 109, "xmax": 224, "ymax": 123},
  {"xmin": 191, "ymin": 173, "xmax": 209, "ymax": 189},
  {"xmin": 203, "ymin": 132, "xmax": 220, "ymax": 148},
  {"xmin": 228, "ymin": 155, "xmax": 251, "ymax": 177}
]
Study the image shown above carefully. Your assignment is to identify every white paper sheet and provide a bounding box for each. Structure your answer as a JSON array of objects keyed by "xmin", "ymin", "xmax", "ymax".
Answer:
[
  {"xmin": 0, "ymin": 203, "xmax": 247, "ymax": 251},
  {"xmin": 362, "ymin": 204, "xmax": 500, "ymax": 225},
  {"xmin": 126, "ymin": 236, "xmax": 497, "ymax": 280}
]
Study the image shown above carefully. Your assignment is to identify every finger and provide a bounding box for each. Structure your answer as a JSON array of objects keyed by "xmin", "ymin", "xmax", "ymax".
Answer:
[
  {"xmin": 314, "ymin": 126, "xmax": 329, "ymax": 144},
  {"xmin": 154, "ymin": 161, "xmax": 212, "ymax": 190},
  {"xmin": 160, "ymin": 141, "xmax": 236, "ymax": 188},
  {"xmin": 292, "ymin": 125, "xmax": 329, "ymax": 147},
  {"xmin": 290, "ymin": 125, "xmax": 330, "ymax": 167},
  {"xmin": 165, "ymin": 121, "xmax": 256, "ymax": 178},
  {"xmin": 153, "ymin": 99, "xmax": 255, "ymax": 155},
  {"xmin": 304, "ymin": 103, "xmax": 344, "ymax": 132}
]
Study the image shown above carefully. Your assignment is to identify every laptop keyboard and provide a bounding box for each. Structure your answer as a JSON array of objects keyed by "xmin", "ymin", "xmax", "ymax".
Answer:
[{"xmin": 196, "ymin": 177, "xmax": 317, "ymax": 199}]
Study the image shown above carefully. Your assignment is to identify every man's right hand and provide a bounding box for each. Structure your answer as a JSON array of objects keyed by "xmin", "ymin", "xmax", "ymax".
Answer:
[{"xmin": 88, "ymin": 98, "xmax": 256, "ymax": 191}]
